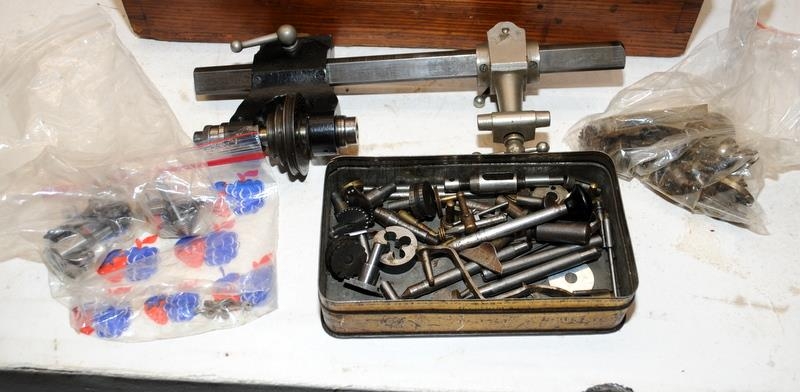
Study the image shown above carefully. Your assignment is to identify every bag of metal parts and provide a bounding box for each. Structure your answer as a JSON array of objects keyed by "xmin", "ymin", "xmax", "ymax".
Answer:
[
  {"xmin": 0, "ymin": 9, "xmax": 279, "ymax": 340},
  {"xmin": 565, "ymin": 0, "xmax": 800, "ymax": 231}
]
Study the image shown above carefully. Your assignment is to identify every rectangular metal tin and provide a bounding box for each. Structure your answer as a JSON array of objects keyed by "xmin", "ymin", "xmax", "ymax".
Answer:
[{"xmin": 319, "ymin": 152, "xmax": 637, "ymax": 336}]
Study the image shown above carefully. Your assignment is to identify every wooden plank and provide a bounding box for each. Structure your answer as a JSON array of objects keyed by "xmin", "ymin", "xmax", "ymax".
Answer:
[{"xmin": 121, "ymin": 0, "xmax": 703, "ymax": 57}]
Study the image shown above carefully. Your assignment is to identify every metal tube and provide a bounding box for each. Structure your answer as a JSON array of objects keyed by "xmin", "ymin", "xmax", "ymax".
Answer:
[
  {"xmin": 462, "ymin": 248, "xmax": 602, "ymax": 298},
  {"xmin": 534, "ymin": 221, "xmax": 592, "ymax": 245},
  {"xmin": 477, "ymin": 110, "xmax": 550, "ymax": 132},
  {"xmin": 482, "ymin": 235, "xmax": 602, "ymax": 281},
  {"xmin": 472, "ymin": 173, "xmax": 518, "ymax": 194},
  {"xmin": 194, "ymin": 43, "xmax": 625, "ymax": 99}
]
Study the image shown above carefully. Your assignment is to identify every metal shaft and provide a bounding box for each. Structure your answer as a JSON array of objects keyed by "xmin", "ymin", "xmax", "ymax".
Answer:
[
  {"xmin": 396, "ymin": 210, "xmax": 440, "ymax": 239},
  {"xmin": 444, "ymin": 173, "xmax": 571, "ymax": 194},
  {"xmin": 360, "ymin": 242, "xmax": 386, "ymax": 285},
  {"xmin": 195, "ymin": 43, "xmax": 625, "ymax": 99},
  {"xmin": 373, "ymin": 207, "xmax": 439, "ymax": 245},
  {"xmin": 400, "ymin": 240, "xmax": 545, "ymax": 299},
  {"xmin": 596, "ymin": 202, "xmax": 619, "ymax": 297},
  {"xmin": 461, "ymin": 248, "xmax": 602, "ymax": 298},
  {"xmin": 482, "ymin": 235, "xmax": 602, "ymax": 281},
  {"xmin": 475, "ymin": 201, "xmax": 508, "ymax": 217},
  {"xmin": 495, "ymin": 240, "xmax": 538, "ymax": 261},
  {"xmin": 448, "ymin": 204, "xmax": 567, "ymax": 251},
  {"xmin": 379, "ymin": 281, "xmax": 400, "ymax": 300},
  {"xmin": 446, "ymin": 214, "xmax": 508, "ymax": 236}
]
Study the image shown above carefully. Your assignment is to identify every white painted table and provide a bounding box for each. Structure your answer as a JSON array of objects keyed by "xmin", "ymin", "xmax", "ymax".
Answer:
[{"xmin": 1, "ymin": 1, "xmax": 798, "ymax": 390}]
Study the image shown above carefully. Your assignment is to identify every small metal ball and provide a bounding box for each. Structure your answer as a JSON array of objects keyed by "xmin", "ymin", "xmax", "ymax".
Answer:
[
  {"xmin": 276, "ymin": 25, "xmax": 297, "ymax": 45},
  {"xmin": 536, "ymin": 141, "xmax": 550, "ymax": 153},
  {"xmin": 230, "ymin": 40, "xmax": 243, "ymax": 53},
  {"xmin": 473, "ymin": 95, "xmax": 486, "ymax": 108}
]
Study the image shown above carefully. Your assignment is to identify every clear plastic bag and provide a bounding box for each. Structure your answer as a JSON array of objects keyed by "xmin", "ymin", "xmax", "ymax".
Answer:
[
  {"xmin": 64, "ymin": 141, "xmax": 278, "ymax": 341},
  {"xmin": 0, "ymin": 9, "xmax": 279, "ymax": 340},
  {"xmin": 0, "ymin": 8, "xmax": 188, "ymax": 261},
  {"xmin": 566, "ymin": 0, "xmax": 800, "ymax": 230}
]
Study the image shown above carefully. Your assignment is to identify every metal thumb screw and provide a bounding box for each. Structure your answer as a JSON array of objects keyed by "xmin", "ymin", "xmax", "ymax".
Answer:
[{"xmin": 230, "ymin": 24, "xmax": 298, "ymax": 53}]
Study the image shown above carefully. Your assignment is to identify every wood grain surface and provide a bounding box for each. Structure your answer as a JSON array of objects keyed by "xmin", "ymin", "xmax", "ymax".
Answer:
[{"xmin": 121, "ymin": 0, "xmax": 703, "ymax": 57}]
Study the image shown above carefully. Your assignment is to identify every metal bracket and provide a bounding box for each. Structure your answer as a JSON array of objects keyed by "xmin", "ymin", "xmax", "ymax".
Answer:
[{"xmin": 476, "ymin": 22, "xmax": 551, "ymax": 152}]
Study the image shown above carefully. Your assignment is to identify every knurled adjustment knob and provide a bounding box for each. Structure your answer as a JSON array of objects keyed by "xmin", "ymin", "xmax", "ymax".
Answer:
[
  {"xmin": 326, "ymin": 236, "xmax": 368, "ymax": 281},
  {"xmin": 408, "ymin": 181, "xmax": 438, "ymax": 221}
]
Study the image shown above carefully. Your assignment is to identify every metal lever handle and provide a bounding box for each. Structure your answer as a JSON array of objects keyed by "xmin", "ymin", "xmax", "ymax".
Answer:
[{"xmin": 230, "ymin": 24, "xmax": 298, "ymax": 53}]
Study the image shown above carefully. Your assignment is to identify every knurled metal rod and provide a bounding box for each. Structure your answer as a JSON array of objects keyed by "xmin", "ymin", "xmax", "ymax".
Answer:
[{"xmin": 194, "ymin": 42, "xmax": 624, "ymax": 99}]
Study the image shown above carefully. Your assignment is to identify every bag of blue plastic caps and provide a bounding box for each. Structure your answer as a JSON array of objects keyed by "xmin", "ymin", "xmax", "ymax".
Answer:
[
  {"xmin": 0, "ymin": 9, "xmax": 278, "ymax": 340},
  {"xmin": 65, "ymin": 142, "xmax": 279, "ymax": 341}
]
